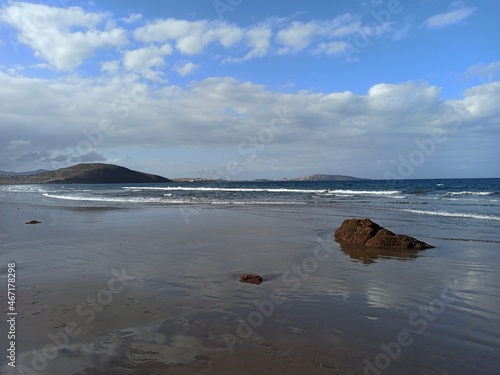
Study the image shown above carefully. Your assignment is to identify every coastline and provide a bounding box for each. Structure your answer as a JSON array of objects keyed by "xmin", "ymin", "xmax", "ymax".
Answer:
[{"xmin": 1, "ymin": 201, "xmax": 499, "ymax": 374}]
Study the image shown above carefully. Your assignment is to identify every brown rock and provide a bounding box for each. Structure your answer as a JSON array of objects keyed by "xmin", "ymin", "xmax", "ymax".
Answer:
[
  {"xmin": 239, "ymin": 274, "xmax": 263, "ymax": 285},
  {"xmin": 25, "ymin": 220, "xmax": 42, "ymax": 224},
  {"xmin": 333, "ymin": 218, "xmax": 382, "ymax": 245},
  {"xmin": 334, "ymin": 218, "xmax": 433, "ymax": 250}
]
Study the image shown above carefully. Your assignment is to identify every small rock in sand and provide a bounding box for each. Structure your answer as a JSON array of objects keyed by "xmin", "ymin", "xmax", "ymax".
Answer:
[
  {"xmin": 25, "ymin": 220, "xmax": 42, "ymax": 225},
  {"xmin": 239, "ymin": 274, "xmax": 263, "ymax": 285}
]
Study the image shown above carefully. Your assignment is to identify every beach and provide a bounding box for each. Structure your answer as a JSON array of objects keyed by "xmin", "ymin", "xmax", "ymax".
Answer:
[{"xmin": 1, "ymin": 182, "xmax": 500, "ymax": 374}]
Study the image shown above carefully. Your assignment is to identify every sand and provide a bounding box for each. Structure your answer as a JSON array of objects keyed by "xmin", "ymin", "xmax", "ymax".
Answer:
[{"xmin": 1, "ymin": 201, "xmax": 499, "ymax": 374}]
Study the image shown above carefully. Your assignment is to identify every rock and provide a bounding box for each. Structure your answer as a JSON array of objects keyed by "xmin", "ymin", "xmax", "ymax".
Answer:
[
  {"xmin": 334, "ymin": 218, "xmax": 433, "ymax": 250},
  {"xmin": 239, "ymin": 274, "xmax": 263, "ymax": 285},
  {"xmin": 25, "ymin": 220, "xmax": 42, "ymax": 224}
]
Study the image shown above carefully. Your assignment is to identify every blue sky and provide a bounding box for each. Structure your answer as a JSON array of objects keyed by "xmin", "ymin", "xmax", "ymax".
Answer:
[{"xmin": 0, "ymin": 0, "xmax": 499, "ymax": 179}]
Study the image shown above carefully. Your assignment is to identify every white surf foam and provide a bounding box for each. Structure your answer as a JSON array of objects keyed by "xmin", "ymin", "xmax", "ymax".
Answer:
[
  {"xmin": 401, "ymin": 208, "xmax": 500, "ymax": 221},
  {"xmin": 122, "ymin": 186, "xmax": 402, "ymax": 196}
]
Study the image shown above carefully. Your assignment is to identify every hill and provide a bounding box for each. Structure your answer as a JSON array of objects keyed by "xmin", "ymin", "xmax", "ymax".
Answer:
[
  {"xmin": 289, "ymin": 174, "xmax": 367, "ymax": 181},
  {"xmin": 0, "ymin": 163, "xmax": 171, "ymax": 184}
]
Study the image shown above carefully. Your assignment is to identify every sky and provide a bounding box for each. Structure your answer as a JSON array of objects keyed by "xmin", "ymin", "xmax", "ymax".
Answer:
[{"xmin": 0, "ymin": 0, "xmax": 499, "ymax": 180}]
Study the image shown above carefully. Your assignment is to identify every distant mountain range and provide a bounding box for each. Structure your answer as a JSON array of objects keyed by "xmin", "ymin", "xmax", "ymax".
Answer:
[
  {"xmin": 0, "ymin": 164, "xmax": 366, "ymax": 184},
  {"xmin": 0, "ymin": 164, "xmax": 170, "ymax": 184},
  {"xmin": 288, "ymin": 174, "xmax": 367, "ymax": 181}
]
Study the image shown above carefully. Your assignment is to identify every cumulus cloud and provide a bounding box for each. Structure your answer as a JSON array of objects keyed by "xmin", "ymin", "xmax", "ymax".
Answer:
[
  {"xmin": 133, "ymin": 19, "xmax": 243, "ymax": 55},
  {"xmin": 275, "ymin": 15, "xmax": 365, "ymax": 54},
  {"xmin": 174, "ymin": 62, "xmax": 197, "ymax": 76},
  {"xmin": 451, "ymin": 81, "xmax": 500, "ymax": 119},
  {"xmin": 367, "ymin": 81, "xmax": 441, "ymax": 112},
  {"xmin": 132, "ymin": 14, "xmax": 399, "ymax": 62},
  {"xmin": 276, "ymin": 21, "xmax": 320, "ymax": 52},
  {"xmin": 0, "ymin": 68, "xmax": 498, "ymax": 177},
  {"xmin": 424, "ymin": 3, "xmax": 476, "ymax": 29},
  {"xmin": 101, "ymin": 60, "xmax": 120, "ymax": 74},
  {"xmin": 123, "ymin": 44, "xmax": 172, "ymax": 81},
  {"xmin": 1, "ymin": 3, "xmax": 409, "ymax": 70},
  {"xmin": 0, "ymin": 2, "xmax": 127, "ymax": 70},
  {"xmin": 243, "ymin": 25, "xmax": 272, "ymax": 60}
]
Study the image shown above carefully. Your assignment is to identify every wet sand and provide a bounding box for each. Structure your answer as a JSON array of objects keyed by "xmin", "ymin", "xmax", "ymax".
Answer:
[{"xmin": 1, "ymin": 202, "xmax": 499, "ymax": 374}]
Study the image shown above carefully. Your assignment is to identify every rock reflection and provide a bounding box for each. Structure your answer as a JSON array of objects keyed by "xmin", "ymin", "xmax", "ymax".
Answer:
[{"xmin": 339, "ymin": 243, "xmax": 420, "ymax": 265}]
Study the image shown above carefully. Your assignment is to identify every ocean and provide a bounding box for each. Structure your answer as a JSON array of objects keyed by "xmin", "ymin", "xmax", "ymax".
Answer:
[
  {"xmin": 2, "ymin": 178, "xmax": 499, "ymax": 233},
  {"xmin": 1, "ymin": 178, "xmax": 499, "ymax": 214},
  {"xmin": 1, "ymin": 178, "xmax": 499, "ymax": 374}
]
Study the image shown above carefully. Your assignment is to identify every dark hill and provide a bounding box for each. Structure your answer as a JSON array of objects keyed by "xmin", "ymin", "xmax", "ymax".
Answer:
[{"xmin": 0, "ymin": 163, "xmax": 171, "ymax": 184}]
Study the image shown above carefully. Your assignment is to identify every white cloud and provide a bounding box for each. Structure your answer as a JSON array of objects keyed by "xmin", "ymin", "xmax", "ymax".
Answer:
[
  {"xmin": 314, "ymin": 41, "xmax": 349, "ymax": 56},
  {"xmin": 452, "ymin": 81, "xmax": 500, "ymax": 119},
  {"xmin": 274, "ymin": 14, "xmax": 395, "ymax": 57},
  {"xmin": 245, "ymin": 25, "xmax": 272, "ymax": 58},
  {"xmin": 0, "ymin": 4, "xmax": 425, "ymax": 79},
  {"xmin": 424, "ymin": 4, "xmax": 476, "ymax": 29},
  {"xmin": 123, "ymin": 44, "xmax": 172, "ymax": 81},
  {"xmin": 275, "ymin": 21, "xmax": 320, "ymax": 52},
  {"xmin": 327, "ymin": 13, "xmax": 362, "ymax": 38},
  {"xmin": 133, "ymin": 19, "xmax": 243, "ymax": 55},
  {"xmin": 0, "ymin": 2, "xmax": 127, "ymax": 70},
  {"xmin": 101, "ymin": 60, "xmax": 120, "ymax": 74},
  {"xmin": 174, "ymin": 62, "xmax": 197, "ymax": 76},
  {"xmin": 0, "ymin": 68, "xmax": 498, "ymax": 177},
  {"xmin": 367, "ymin": 81, "xmax": 441, "ymax": 112},
  {"xmin": 132, "ymin": 15, "xmax": 379, "ymax": 60},
  {"xmin": 225, "ymin": 24, "xmax": 273, "ymax": 62},
  {"xmin": 206, "ymin": 23, "xmax": 244, "ymax": 48},
  {"xmin": 120, "ymin": 13, "xmax": 142, "ymax": 24}
]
